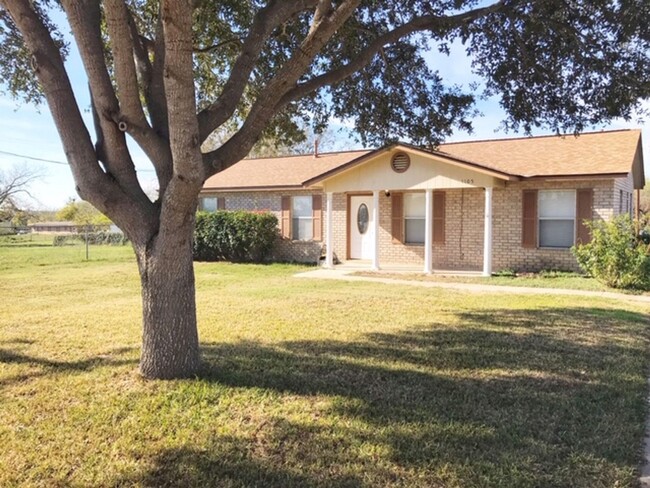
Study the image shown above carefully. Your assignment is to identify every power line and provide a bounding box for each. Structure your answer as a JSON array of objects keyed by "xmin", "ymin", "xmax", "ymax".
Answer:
[
  {"xmin": 0, "ymin": 149, "xmax": 68, "ymax": 165},
  {"xmin": 0, "ymin": 149, "xmax": 156, "ymax": 172}
]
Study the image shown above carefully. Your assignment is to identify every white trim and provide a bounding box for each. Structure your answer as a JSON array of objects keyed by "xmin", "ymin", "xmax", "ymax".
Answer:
[
  {"xmin": 424, "ymin": 189, "xmax": 433, "ymax": 274},
  {"xmin": 372, "ymin": 190, "xmax": 380, "ymax": 270},
  {"xmin": 483, "ymin": 187, "xmax": 493, "ymax": 277},
  {"xmin": 325, "ymin": 192, "xmax": 334, "ymax": 268}
]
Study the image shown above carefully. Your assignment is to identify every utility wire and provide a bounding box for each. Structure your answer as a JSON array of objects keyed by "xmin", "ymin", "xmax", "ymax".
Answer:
[
  {"xmin": 0, "ymin": 149, "xmax": 156, "ymax": 172},
  {"xmin": 0, "ymin": 149, "xmax": 67, "ymax": 165}
]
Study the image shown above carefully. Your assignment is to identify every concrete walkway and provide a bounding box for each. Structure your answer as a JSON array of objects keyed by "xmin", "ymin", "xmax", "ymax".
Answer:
[{"xmin": 296, "ymin": 267, "xmax": 650, "ymax": 304}]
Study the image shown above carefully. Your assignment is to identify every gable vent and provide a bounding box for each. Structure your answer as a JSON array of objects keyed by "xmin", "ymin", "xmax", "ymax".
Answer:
[{"xmin": 391, "ymin": 152, "xmax": 410, "ymax": 173}]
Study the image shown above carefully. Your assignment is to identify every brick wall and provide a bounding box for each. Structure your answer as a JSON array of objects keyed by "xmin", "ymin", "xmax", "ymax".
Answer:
[
  {"xmin": 202, "ymin": 175, "xmax": 623, "ymax": 272},
  {"xmin": 357, "ymin": 178, "xmax": 618, "ymax": 273},
  {"xmin": 613, "ymin": 173, "xmax": 635, "ymax": 216},
  {"xmin": 490, "ymin": 179, "xmax": 614, "ymax": 272}
]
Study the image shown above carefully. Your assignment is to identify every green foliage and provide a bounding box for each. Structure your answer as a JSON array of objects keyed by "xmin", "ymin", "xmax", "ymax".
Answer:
[
  {"xmin": 4, "ymin": 1, "xmax": 647, "ymax": 147},
  {"xmin": 492, "ymin": 268, "xmax": 517, "ymax": 277},
  {"xmin": 56, "ymin": 200, "xmax": 112, "ymax": 226},
  {"xmin": 194, "ymin": 211, "xmax": 278, "ymax": 263},
  {"xmin": 572, "ymin": 216, "xmax": 650, "ymax": 290},
  {"xmin": 53, "ymin": 232, "xmax": 128, "ymax": 247},
  {"xmin": 0, "ymin": 4, "xmax": 68, "ymax": 104}
]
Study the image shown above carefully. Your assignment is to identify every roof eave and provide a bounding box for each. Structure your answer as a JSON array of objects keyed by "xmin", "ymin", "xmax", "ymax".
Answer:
[
  {"xmin": 522, "ymin": 173, "xmax": 629, "ymax": 181},
  {"xmin": 201, "ymin": 184, "xmax": 306, "ymax": 193}
]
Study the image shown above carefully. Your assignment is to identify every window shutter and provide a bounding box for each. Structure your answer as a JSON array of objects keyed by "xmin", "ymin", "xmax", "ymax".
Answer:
[
  {"xmin": 576, "ymin": 188, "xmax": 593, "ymax": 245},
  {"xmin": 391, "ymin": 192, "xmax": 404, "ymax": 243},
  {"xmin": 217, "ymin": 197, "xmax": 226, "ymax": 210},
  {"xmin": 522, "ymin": 190, "xmax": 538, "ymax": 248},
  {"xmin": 312, "ymin": 194, "xmax": 322, "ymax": 241},
  {"xmin": 432, "ymin": 191, "xmax": 445, "ymax": 244},
  {"xmin": 281, "ymin": 196, "xmax": 291, "ymax": 239}
]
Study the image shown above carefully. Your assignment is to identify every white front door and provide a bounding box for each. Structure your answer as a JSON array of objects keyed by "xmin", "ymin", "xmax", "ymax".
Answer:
[{"xmin": 350, "ymin": 195, "xmax": 374, "ymax": 259}]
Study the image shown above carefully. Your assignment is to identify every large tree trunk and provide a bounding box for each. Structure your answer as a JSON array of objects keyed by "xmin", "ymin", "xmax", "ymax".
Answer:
[{"xmin": 135, "ymin": 225, "xmax": 201, "ymax": 379}]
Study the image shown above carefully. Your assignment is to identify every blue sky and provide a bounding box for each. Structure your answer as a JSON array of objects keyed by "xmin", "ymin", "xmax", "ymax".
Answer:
[{"xmin": 0, "ymin": 13, "xmax": 647, "ymax": 210}]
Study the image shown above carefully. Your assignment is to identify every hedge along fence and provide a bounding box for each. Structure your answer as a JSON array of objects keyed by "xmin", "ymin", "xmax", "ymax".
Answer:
[
  {"xmin": 194, "ymin": 211, "xmax": 278, "ymax": 263},
  {"xmin": 53, "ymin": 232, "xmax": 129, "ymax": 246}
]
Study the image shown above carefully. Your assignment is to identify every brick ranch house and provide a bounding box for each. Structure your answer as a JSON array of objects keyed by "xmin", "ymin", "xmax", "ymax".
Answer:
[{"xmin": 200, "ymin": 129, "xmax": 645, "ymax": 275}]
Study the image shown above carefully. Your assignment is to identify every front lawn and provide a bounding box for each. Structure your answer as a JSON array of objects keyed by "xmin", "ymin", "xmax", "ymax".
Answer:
[
  {"xmin": 1, "ymin": 238, "xmax": 649, "ymax": 487},
  {"xmin": 354, "ymin": 269, "xmax": 650, "ymax": 295}
]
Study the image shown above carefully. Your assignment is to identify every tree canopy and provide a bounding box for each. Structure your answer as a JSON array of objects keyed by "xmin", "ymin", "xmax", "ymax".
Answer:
[{"xmin": 0, "ymin": 0, "xmax": 648, "ymax": 378}]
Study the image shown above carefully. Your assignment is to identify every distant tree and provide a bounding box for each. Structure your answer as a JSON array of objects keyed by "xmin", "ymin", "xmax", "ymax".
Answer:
[
  {"xmin": 0, "ymin": 1, "xmax": 648, "ymax": 378},
  {"xmin": 0, "ymin": 164, "xmax": 41, "ymax": 211},
  {"xmin": 203, "ymin": 119, "xmax": 339, "ymax": 158},
  {"xmin": 56, "ymin": 199, "xmax": 112, "ymax": 226}
]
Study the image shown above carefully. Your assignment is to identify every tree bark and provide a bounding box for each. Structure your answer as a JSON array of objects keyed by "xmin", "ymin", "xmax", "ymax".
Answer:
[{"xmin": 135, "ymin": 222, "xmax": 200, "ymax": 379}]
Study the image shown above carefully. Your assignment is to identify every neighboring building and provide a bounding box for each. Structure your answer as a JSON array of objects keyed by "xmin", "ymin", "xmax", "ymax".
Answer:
[
  {"xmin": 28, "ymin": 222, "xmax": 111, "ymax": 234},
  {"xmin": 29, "ymin": 221, "xmax": 79, "ymax": 234},
  {"xmin": 200, "ymin": 129, "xmax": 645, "ymax": 274}
]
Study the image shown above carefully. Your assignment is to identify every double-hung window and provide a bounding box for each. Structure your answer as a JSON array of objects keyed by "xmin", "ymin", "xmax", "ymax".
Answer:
[
  {"xmin": 200, "ymin": 197, "xmax": 217, "ymax": 212},
  {"xmin": 404, "ymin": 193, "xmax": 426, "ymax": 244},
  {"xmin": 538, "ymin": 190, "xmax": 576, "ymax": 248},
  {"xmin": 292, "ymin": 196, "xmax": 313, "ymax": 241}
]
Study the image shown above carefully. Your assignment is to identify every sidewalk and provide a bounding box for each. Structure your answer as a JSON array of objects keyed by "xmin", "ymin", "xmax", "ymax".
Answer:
[{"xmin": 295, "ymin": 267, "xmax": 650, "ymax": 304}]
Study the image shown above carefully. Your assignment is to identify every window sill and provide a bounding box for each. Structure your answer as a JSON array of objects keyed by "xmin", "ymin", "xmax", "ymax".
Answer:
[{"xmin": 537, "ymin": 246, "xmax": 573, "ymax": 251}]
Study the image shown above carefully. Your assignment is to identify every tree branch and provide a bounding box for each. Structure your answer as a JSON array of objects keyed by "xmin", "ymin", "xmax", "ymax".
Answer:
[
  {"xmin": 158, "ymin": 0, "xmax": 203, "ymax": 241},
  {"xmin": 149, "ymin": 8, "xmax": 170, "ymax": 142},
  {"xmin": 196, "ymin": 0, "xmax": 319, "ymax": 142},
  {"xmin": 281, "ymin": 1, "xmax": 507, "ymax": 106},
  {"xmin": 61, "ymin": 0, "xmax": 149, "ymax": 201},
  {"xmin": 0, "ymin": 165, "xmax": 42, "ymax": 207},
  {"xmin": 193, "ymin": 37, "xmax": 242, "ymax": 53},
  {"xmin": 202, "ymin": 0, "xmax": 361, "ymax": 175},
  {"xmin": 1, "ymin": 0, "xmax": 156, "ymax": 243},
  {"xmin": 105, "ymin": 0, "xmax": 173, "ymax": 192}
]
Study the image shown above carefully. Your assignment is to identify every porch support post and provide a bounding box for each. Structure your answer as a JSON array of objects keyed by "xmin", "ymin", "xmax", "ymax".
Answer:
[
  {"xmin": 483, "ymin": 187, "xmax": 493, "ymax": 277},
  {"xmin": 325, "ymin": 192, "xmax": 334, "ymax": 268},
  {"xmin": 424, "ymin": 189, "xmax": 433, "ymax": 274},
  {"xmin": 372, "ymin": 190, "xmax": 380, "ymax": 270}
]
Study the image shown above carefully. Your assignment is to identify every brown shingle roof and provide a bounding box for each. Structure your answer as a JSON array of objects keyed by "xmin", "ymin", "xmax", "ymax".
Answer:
[
  {"xmin": 438, "ymin": 129, "xmax": 642, "ymax": 177},
  {"xmin": 202, "ymin": 129, "xmax": 643, "ymax": 191},
  {"xmin": 203, "ymin": 149, "xmax": 372, "ymax": 190}
]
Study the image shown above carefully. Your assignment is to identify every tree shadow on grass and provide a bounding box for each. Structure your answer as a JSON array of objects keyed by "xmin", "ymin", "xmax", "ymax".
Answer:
[
  {"xmin": 0, "ymin": 345, "xmax": 137, "ymax": 387},
  {"xmin": 119, "ymin": 307, "xmax": 650, "ymax": 488}
]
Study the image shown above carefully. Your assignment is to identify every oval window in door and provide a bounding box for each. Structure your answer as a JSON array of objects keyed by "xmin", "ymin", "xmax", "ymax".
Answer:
[{"xmin": 357, "ymin": 204, "xmax": 369, "ymax": 234}]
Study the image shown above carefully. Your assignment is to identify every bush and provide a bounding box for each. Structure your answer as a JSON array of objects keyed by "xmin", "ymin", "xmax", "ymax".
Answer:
[
  {"xmin": 194, "ymin": 211, "xmax": 278, "ymax": 263},
  {"xmin": 572, "ymin": 215, "xmax": 650, "ymax": 290},
  {"xmin": 80, "ymin": 231, "xmax": 128, "ymax": 245}
]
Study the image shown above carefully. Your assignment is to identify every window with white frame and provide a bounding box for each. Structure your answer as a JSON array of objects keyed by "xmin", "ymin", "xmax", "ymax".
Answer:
[
  {"xmin": 538, "ymin": 190, "xmax": 576, "ymax": 248},
  {"xmin": 201, "ymin": 197, "xmax": 217, "ymax": 212},
  {"xmin": 404, "ymin": 192, "xmax": 425, "ymax": 244},
  {"xmin": 292, "ymin": 196, "xmax": 313, "ymax": 240}
]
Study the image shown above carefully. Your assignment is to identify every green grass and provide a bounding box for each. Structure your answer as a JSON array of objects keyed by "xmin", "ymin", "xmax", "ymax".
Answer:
[
  {"xmin": 354, "ymin": 269, "xmax": 650, "ymax": 295},
  {"xmin": 1, "ymin": 236, "xmax": 650, "ymax": 487}
]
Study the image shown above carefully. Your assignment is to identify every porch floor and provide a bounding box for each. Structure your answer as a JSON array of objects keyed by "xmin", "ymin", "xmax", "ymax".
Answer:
[{"xmin": 329, "ymin": 260, "xmax": 482, "ymax": 277}]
